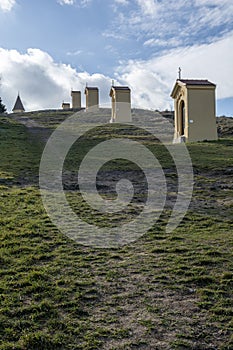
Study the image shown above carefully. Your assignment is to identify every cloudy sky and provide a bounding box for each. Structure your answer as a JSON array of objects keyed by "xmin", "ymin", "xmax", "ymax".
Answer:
[{"xmin": 0, "ymin": 0, "xmax": 233, "ymax": 115}]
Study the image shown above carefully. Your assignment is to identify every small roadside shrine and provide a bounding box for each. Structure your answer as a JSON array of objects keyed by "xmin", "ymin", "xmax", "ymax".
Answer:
[{"xmin": 171, "ymin": 79, "xmax": 218, "ymax": 142}]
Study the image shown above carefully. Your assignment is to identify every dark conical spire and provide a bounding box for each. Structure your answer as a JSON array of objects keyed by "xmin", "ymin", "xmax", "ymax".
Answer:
[{"xmin": 12, "ymin": 94, "xmax": 25, "ymax": 112}]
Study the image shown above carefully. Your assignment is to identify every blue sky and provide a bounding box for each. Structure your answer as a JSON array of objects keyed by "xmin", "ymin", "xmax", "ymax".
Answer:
[{"xmin": 0, "ymin": 0, "xmax": 233, "ymax": 115}]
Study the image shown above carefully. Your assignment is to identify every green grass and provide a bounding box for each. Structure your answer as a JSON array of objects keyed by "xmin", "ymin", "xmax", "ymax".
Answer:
[
  {"xmin": 0, "ymin": 112, "xmax": 233, "ymax": 349},
  {"xmin": 0, "ymin": 117, "xmax": 42, "ymax": 186},
  {"xmin": 188, "ymin": 138, "xmax": 233, "ymax": 170}
]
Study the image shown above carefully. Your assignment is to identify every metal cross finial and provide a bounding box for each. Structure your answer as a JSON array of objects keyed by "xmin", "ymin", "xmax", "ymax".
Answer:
[{"xmin": 178, "ymin": 67, "xmax": 181, "ymax": 79}]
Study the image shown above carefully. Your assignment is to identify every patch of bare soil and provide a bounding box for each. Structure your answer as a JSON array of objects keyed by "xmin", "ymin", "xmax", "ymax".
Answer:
[{"xmin": 91, "ymin": 274, "xmax": 221, "ymax": 349}]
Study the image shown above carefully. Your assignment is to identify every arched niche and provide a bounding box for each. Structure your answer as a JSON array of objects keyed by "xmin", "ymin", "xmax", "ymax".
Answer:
[{"xmin": 178, "ymin": 99, "xmax": 185, "ymax": 136}]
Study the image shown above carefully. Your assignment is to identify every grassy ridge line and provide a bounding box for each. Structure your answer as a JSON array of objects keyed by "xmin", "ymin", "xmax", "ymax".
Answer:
[{"xmin": 0, "ymin": 114, "xmax": 233, "ymax": 349}]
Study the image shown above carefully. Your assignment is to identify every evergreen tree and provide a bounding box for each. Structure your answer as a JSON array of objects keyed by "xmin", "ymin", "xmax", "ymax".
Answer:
[{"xmin": 0, "ymin": 97, "xmax": 6, "ymax": 113}]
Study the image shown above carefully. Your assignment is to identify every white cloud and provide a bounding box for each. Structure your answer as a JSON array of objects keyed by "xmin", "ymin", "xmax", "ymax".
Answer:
[
  {"xmin": 0, "ymin": 48, "xmax": 113, "ymax": 112},
  {"xmin": 114, "ymin": 0, "xmax": 129, "ymax": 5},
  {"xmin": 0, "ymin": 0, "xmax": 16, "ymax": 12},
  {"xmin": 102, "ymin": 32, "xmax": 126, "ymax": 41},
  {"xmin": 0, "ymin": 33, "xmax": 232, "ymax": 113},
  {"xmin": 57, "ymin": 0, "xmax": 75, "ymax": 5},
  {"xmin": 136, "ymin": 0, "xmax": 159, "ymax": 17},
  {"xmin": 79, "ymin": 0, "xmax": 92, "ymax": 6},
  {"xmin": 57, "ymin": 0, "xmax": 91, "ymax": 7},
  {"xmin": 144, "ymin": 37, "xmax": 182, "ymax": 48},
  {"xmin": 116, "ymin": 32, "xmax": 233, "ymax": 110},
  {"xmin": 107, "ymin": 0, "xmax": 233, "ymax": 49},
  {"xmin": 67, "ymin": 50, "xmax": 83, "ymax": 56}
]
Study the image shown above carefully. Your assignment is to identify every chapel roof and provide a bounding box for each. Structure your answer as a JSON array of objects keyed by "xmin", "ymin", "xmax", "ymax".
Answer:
[
  {"xmin": 111, "ymin": 86, "xmax": 130, "ymax": 90},
  {"xmin": 84, "ymin": 87, "xmax": 98, "ymax": 93},
  {"xmin": 12, "ymin": 94, "xmax": 25, "ymax": 112},
  {"xmin": 171, "ymin": 79, "xmax": 216, "ymax": 98},
  {"xmin": 177, "ymin": 79, "xmax": 216, "ymax": 86}
]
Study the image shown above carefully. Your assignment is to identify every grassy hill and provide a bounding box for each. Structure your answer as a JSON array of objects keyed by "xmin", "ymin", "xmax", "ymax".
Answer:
[{"xmin": 0, "ymin": 110, "xmax": 233, "ymax": 349}]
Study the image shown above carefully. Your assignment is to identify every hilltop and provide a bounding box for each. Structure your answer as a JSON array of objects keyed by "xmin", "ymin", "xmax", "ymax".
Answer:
[
  {"xmin": 0, "ymin": 109, "xmax": 233, "ymax": 349},
  {"xmin": 5, "ymin": 107, "xmax": 233, "ymax": 135}
]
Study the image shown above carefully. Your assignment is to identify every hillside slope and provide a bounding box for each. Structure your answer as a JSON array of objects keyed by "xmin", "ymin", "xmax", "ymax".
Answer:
[{"xmin": 0, "ymin": 110, "xmax": 232, "ymax": 350}]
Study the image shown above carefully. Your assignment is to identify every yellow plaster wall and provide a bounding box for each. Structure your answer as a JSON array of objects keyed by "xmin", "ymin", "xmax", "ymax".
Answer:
[
  {"xmin": 110, "ymin": 89, "xmax": 131, "ymax": 123},
  {"xmin": 71, "ymin": 91, "xmax": 81, "ymax": 109},
  {"xmin": 85, "ymin": 89, "xmax": 99, "ymax": 110},
  {"xmin": 172, "ymin": 81, "xmax": 217, "ymax": 142},
  {"xmin": 187, "ymin": 87, "xmax": 217, "ymax": 142}
]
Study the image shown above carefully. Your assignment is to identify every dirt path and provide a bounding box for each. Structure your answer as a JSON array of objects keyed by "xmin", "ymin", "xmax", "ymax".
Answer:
[{"xmin": 12, "ymin": 114, "xmax": 53, "ymax": 145}]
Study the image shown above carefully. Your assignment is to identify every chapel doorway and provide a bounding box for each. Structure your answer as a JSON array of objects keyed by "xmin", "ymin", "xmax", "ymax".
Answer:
[{"xmin": 179, "ymin": 100, "xmax": 185, "ymax": 136}]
